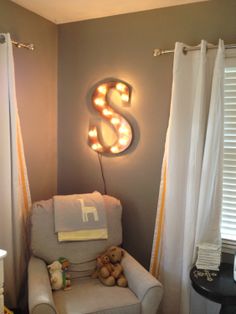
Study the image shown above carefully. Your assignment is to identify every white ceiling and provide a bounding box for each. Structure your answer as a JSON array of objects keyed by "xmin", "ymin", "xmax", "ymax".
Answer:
[{"xmin": 10, "ymin": 0, "xmax": 208, "ymax": 24}]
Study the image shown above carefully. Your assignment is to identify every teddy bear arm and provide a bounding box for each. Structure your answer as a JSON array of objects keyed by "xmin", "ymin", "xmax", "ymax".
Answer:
[
  {"xmin": 100, "ymin": 266, "xmax": 111, "ymax": 278},
  {"xmin": 107, "ymin": 263, "xmax": 114, "ymax": 273},
  {"xmin": 111, "ymin": 264, "xmax": 123, "ymax": 278},
  {"xmin": 96, "ymin": 256, "xmax": 104, "ymax": 269}
]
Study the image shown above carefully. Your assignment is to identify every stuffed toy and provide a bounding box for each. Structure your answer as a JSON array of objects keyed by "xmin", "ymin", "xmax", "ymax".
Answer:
[
  {"xmin": 106, "ymin": 246, "xmax": 128, "ymax": 287},
  {"xmin": 47, "ymin": 257, "xmax": 71, "ymax": 290},
  {"xmin": 92, "ymin": 253, "xmax": 116, "ymax": 286},
  {"xmin": 92, "ymin": 246, "xmax": 128, "ymax": 287}
]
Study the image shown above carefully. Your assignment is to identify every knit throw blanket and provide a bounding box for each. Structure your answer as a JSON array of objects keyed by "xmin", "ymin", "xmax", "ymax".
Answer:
[{"xmin": 53, "ymin": 192, "xmax": 108, "ymax": 241}]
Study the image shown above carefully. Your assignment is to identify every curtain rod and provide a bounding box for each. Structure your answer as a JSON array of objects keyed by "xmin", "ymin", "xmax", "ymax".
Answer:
[
  {"xmin": 12, "ymin": 40, "xmax": 34, "ymax": 50},
  {"xmin": 0, "ymin": 35, "xmax": 34, "ymax": 50},
  {"xmin": 153, "ymin": 43, "xmax": 236, "ymax": 56}
]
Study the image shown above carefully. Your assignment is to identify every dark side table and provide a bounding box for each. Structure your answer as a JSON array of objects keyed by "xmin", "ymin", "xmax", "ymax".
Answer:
[{"xmin": 190, "ymin": 263, "xmax": 236, "ymax": 314}]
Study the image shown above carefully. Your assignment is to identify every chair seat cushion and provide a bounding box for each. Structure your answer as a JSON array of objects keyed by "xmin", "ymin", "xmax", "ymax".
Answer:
[{"xmin": 53, "ymin": 277, "xmax": 141, "ymax": 314}]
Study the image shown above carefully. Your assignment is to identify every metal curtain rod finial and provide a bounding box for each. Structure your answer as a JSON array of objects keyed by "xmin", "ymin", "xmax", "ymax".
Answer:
[{"xmin": 153, "ymin": 48, "xmax": 174, "ymax": 56}]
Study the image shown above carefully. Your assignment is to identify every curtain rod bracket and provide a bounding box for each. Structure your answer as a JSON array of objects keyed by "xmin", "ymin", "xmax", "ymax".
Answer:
[
  {"xmin": 0, "ymin": 35, "xmax": 5, "ymax": 44},
  {"xmin": 153, "ymin": 49, "xmax": 163, "ymax": 56}
]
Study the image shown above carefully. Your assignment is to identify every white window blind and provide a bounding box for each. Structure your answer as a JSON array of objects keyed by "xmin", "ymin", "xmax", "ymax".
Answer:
[{"xmin": 221, "ymin": 66, "xmax": 236, "ymax": 246}]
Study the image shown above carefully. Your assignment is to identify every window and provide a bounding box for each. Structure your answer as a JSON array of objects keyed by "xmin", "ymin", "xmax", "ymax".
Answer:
[{"xmin": 221, "ymin": 57, "xmax": 236, "ymax": 250}]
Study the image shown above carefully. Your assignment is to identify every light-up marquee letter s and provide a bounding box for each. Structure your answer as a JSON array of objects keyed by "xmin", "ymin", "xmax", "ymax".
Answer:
[{"xmin": 88, "ymin": 80, "xmax": 133, "ymax": 154}]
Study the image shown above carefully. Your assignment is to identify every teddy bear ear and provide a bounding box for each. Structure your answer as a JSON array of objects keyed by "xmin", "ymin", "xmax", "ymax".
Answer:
[{"xmin": 121, "ymin": 249, "xmax": 125, "ymax": 257}]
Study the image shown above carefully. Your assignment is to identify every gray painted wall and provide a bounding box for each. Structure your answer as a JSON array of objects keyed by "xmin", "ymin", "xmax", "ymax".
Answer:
[
  {"xmin": 0, "ymin": 0, "xmax": 236, "ymax": 312},
  {"xmin": 1, "ymin": 0, "xmax": 236, "ymax": 271},
  {"xmin": 0, "ymin": 0, "xmax": 58, "ymax": 202},
  {"xmin": 58, "ymin": 0, "xmax": 236, "ymax": 268}
]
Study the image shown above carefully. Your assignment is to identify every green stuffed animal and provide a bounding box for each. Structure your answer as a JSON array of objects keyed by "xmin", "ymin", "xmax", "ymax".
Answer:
[{"xmin": 47, "ymin": 257, "xmax": 71, "ymax": 290}]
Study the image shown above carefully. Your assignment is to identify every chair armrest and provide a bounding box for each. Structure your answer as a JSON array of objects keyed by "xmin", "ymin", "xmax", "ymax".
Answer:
[
  {"xmin": 122, "ymin": 251, "xmax": 163, "ymax": 314},
  {"xmin": 28, "ymin": 256, "xmax": 57, "ymax": 314}
]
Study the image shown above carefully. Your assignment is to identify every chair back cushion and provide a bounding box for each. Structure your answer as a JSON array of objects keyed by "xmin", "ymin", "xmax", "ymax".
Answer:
[{"xmin": 30, "ymin": 195, "xmax": 122, "ymax": 264}]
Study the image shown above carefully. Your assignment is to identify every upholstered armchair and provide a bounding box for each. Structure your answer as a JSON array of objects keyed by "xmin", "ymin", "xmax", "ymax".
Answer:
[{"xmin": 28, "ymin": 195, "xmax": 163, "ymax": 314}]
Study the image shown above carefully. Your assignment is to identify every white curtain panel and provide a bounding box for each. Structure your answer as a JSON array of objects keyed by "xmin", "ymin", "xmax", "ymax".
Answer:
[
  {"xmin": 0, "ymin": 33, "xmax": 31, "ymax": 308},
  {"xmin": 150, "ymin": 40, "xmax": 224, "ymax": 314}
]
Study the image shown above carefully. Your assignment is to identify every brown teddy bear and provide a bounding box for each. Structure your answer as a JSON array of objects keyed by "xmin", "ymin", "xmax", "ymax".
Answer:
[
  {"xmin": 106, "ymin": 246, "xmax": 128, "ymax": 287},
  {"xmin": 92, "ymin": 246, "xmax": 128, "ymax": 288},
  {"xmin": 92, "ymin": 253, "xmax": 116, "ymax": 286}
]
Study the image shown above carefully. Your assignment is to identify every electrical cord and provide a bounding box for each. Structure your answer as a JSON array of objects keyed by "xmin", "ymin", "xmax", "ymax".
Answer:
[{"xmin": 97, "ymin": 152, "xmax": 107, "ymax": 195}]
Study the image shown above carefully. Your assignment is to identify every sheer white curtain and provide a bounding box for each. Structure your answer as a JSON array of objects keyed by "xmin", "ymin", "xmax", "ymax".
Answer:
[
  {"xmin": 150, "ymin": 40, "xmax": 224, "ymax": 314},
  {"xmin": 0, "ymin": 33, "xmax": 31, "ymax": 308}
]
